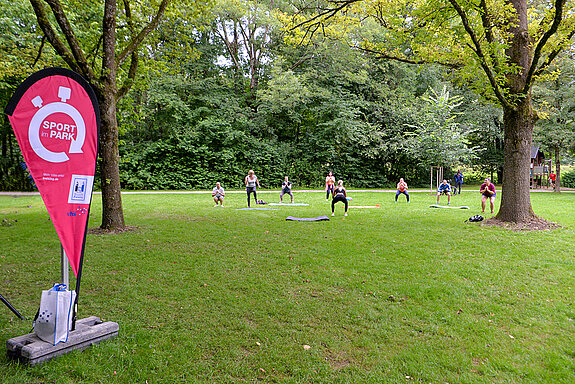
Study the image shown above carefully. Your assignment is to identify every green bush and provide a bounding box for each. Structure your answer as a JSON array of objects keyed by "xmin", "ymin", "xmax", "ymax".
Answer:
[{"xmin": 560, "ymin": 170, "xmax": 575, "ymax": 188}]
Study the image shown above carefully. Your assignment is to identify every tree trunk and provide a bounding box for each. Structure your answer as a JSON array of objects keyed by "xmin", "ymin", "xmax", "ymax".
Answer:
[
  {"xmin": 496, "ymin": 100, "xmax": 537, "ymax": 222},
  {"xmin": 495, "ymin": 0, "xmax": 538, "ymax": 223},
  {"xmin": 98, "ymin": 90, "xmax": 125, "ymax": 230},
  {"xmin": 554, "ymin": 145, "xmax": 561, "ymax": 193}
]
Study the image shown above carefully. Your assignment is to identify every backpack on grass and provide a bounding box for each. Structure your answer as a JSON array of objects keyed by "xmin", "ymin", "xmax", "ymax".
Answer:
[{"xmin": 466, "ymin": 215, "xmax": 484, "ymax": 223}]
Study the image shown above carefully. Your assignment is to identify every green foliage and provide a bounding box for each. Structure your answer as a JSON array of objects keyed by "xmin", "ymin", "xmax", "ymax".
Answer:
[
  {"xmin": 404, "ymin": 86, "xmax": 477, "ymax": 168},
  {"xmin": 1, "ymin": 0, "xmax": 504, "ymax": 192},
  {"xmin": 559, "ymin": 170, "xmax": 575, "ymax": 188}
]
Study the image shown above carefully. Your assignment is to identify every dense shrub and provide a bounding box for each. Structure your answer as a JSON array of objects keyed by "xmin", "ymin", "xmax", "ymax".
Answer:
[{"xmin": 560, "ymin": 170, "xmax": 575, "ymax": 188}]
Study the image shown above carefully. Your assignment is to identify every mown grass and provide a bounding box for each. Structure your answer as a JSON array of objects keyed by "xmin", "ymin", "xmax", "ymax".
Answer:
[{"xmin": 1, "ymin": 189, "xmax": 574, "ymax": 383}]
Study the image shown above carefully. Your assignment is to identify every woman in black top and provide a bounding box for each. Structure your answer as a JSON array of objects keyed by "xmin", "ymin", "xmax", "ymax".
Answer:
[{"xmin": 331, "ymin": 180, "xmax": 348, "ymax": 216}]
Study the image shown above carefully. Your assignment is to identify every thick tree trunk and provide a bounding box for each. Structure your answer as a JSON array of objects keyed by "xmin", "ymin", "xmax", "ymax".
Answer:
[
  {"xmin": 96, "ymin": 0, "xmax": 124, "ymax": 230},
  {"xmin": 98, "ymin": 91, "xmax": 125, "ymax": 230},
  {"xmin": 495, "ymin": 0, "xmax": 539, "ymax": 223},
  {"xmin": 554, "ymin": 146, "xmax": 561, "ymax": 192},
  {"xmin": 496, "ymin": 100, "xmax": 536, "ymax": 222}
]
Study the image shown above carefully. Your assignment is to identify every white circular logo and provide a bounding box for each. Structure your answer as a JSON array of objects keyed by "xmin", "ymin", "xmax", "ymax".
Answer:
[{"xmin": 28, "ymin": 86, "xmax": 86, "ymax": 163}]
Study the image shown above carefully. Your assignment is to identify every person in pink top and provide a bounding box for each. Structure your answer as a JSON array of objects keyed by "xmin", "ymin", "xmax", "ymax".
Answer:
[
  {"xmin": 395, "ymin": 178, "xmax": 410, "ymax": 203},
  {"xmin": 325, "ymin": 171, "xmax": 336, "ymax": 200},
  {"xmin": 480, "ymin": 177, "xmax": 496, "ymax": 214}
]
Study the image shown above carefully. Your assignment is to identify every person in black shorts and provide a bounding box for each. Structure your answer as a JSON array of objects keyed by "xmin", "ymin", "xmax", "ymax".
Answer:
[{"xmin": 331, "ymin": 180, "xmax": 348, "ymax": 217}]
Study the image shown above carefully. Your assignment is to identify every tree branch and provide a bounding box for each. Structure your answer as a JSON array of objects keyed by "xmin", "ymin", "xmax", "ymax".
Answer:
[
  {"xmin": 447, "ymin": 0, "xmax": 513, "ymax": 110},
  {"xmin": 291, "ymin": 0, "xmax": 362, "ymax": 31},
  {"xmin": 478, "ymin": 0, "xmax": 500, "ymax": 71},
  {"xmin": 32, "ymin": 34, "xmax": 46, "ymax": 68},
  {"xmin": 44, "ymin": 0, "xmax": 94, "ymax": 79},
  {"xmin": 116, "ymin": 0, "xmax": 170, "ymax": 67},
  {"xmin": 533, "ymin": 28, "xmax": 575, "ymax": 78},
  {"xmin": 117, "ymin": 51, "xmax": 138, "ymax": 100},
  {"xmin": 216, "ymin": 23, "xmax": 241, "ymax": 70},
  {"xmin": 356, "ymin": 46, "xmax": 462, "ymax": 69},
  {"xmin": 524, "ymin": 0, "xmax": 567, "ymax": 92},
  {"xmin": 29, "ymin": 0, "xmax": 82, "ymax": 73}
]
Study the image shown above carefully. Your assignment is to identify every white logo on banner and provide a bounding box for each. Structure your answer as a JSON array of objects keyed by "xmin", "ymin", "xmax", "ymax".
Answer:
[
  {"xmin": 68, "ymin": 175, "xmax": 94, "ymax": 204},
  {"xmin": 29, "ymin": 86, "xmax": 86, "ymax": 163}
]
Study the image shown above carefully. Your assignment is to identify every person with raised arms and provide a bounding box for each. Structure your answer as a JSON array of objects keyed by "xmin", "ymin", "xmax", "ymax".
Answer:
[
  {"xmin": 245, "ymin": 170, "xmax": 261, "ymax": 208},
  {"xmin": 280, "ymin": 176, "xmax": 293, "ymax": 203},
  {"xmin": 331, "ymin": 180, "xmax": 348, "ymax": 217}
]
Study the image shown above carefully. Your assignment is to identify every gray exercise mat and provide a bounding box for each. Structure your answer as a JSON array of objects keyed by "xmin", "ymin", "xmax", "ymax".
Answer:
[
  {"xmin": 429, "ymin": 204, "xmax": 469, "ymax": 209},
  {"xmin": 268, "ymin": 203, "xmax": 310, "ymax": 206},
  {"xmin": 286, "ymin": 215, "xmax": 330, "ymax": 221}
]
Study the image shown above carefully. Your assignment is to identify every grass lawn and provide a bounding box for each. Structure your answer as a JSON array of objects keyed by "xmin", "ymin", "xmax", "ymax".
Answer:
[{"xmin": 1, "ymin": 190, "xmax": 574, "ymax": 383}]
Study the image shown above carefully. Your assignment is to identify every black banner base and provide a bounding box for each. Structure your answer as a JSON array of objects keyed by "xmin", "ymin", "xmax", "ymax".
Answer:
[{"xmin": 6, "ymin": 316, "xmax": 118, "ymax": 366}]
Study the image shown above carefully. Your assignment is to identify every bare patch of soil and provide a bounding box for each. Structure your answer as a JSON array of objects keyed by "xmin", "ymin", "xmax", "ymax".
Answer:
[
  {"xmin": 88, "ymin": 226, "xmax": 140, "ymax": 235},
  {"xmin": 482, "ymin": 217, "xmax": 560, "ymax": 231}
]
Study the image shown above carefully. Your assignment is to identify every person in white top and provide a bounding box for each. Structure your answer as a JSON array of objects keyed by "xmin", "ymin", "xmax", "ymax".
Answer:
[
  {"xmin": 245, "ymin": 170, "xmax": 261, "ymax": 207},
  {"xmin": 212, "ymin": 182, "xmax": 225, "ymax": 207}
]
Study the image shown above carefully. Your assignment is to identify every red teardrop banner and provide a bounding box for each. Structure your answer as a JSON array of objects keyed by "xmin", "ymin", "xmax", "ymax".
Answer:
[{"xmin": 5, "ymin": 68, "xmax": 100, "ymax": 277}]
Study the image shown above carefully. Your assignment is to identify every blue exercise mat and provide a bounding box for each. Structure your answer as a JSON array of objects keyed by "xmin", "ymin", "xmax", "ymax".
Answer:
[
  {"xmin": 235, "ymin": 208, "xmax": 279, "ymax": 211},
  {"xmin": 286, "ymin": 215, "xmax": 330, "ymax": 221}
]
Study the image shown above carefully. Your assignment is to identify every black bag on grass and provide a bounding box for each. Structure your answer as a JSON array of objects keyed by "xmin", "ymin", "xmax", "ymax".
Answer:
[{"xmin": 466, "ymin": 215, "xmax": 484, "ymax": 222}]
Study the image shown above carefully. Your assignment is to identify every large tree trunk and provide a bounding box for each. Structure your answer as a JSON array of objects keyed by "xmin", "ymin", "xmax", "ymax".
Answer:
[
  {"xmin": 98, "ymin": 91, "xmax": 125, "ymax": 230},
  {"xmin": 497, "ymin": 100, "xmax": 536, "ymax": 222},
  {"xmin": 98, "ymin": 0, "xmax": 124, "ymax": 230},
  {"xmin": 495, "ymin": 0, "xmax": 538, "ymax": 223}
]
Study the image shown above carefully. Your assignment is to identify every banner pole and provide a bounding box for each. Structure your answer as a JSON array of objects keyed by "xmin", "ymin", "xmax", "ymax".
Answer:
[
  {"xmin": 61, "ymin": 245, "xmax": 69, "ymax": 288},
  {"xmin": 0, "ymin": 293, "xmax": 26, "ymax": 320}
]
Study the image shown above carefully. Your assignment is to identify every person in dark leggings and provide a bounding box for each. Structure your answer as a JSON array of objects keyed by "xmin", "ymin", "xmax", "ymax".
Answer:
[
  {"xmin": 325, "ymin": 171, "xmax": 335, "ymax": 200},
  {"xmin": 280, "ymin": 176, "xmax": 293, "ymax": 203},
  {"xmin": 331, "ymin": 180, "xmax": 348, "ymax": 217},
  {"xmin": 245, "ymin": 170, "xmax": 261, "ymax": 207}
]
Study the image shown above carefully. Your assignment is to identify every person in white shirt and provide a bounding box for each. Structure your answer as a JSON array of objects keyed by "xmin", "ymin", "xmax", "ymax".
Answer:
[
  {"xmin": 212, "ymin": 182, "xmax": 225, "ymax": 207},
  {"xmin": 245, "ymin": 170, "xmax": 261, "ymax": 207}
]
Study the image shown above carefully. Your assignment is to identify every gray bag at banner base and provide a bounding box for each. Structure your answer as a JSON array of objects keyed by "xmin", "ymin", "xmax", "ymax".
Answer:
[{"xmin": 34, "ymin": 284, "xmax": 76, "ymax": 345}]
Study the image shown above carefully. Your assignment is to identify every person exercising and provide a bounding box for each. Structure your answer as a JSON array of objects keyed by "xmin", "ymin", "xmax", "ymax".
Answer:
[
  {"xmin": 245, "ymin": 170, "xmax": 261, "ymax": 207},
  {"xmin": 212, "ymin": 182, "xmax": 225, "ymax": 207},
  {"xmin": 436, "ymin": 179, "xmax": 452, "ymax": 205},
  {"xmin": 280, "ymin": 176, "xmax": 293, "ymax": 203},
  {"xmin": 325, "ymin": 171, "xmax": 335, "ymax": 200},
  {"xmin": 480, "ymin": 177, "xmax": 496, "ymax": 214},
  {"xmin": 395, "ymin": 178, "xmax": 409, "ymax": 203},
  {"xmin": 331, "ymin": 180, "xmax": 348, "ymax": 217}
]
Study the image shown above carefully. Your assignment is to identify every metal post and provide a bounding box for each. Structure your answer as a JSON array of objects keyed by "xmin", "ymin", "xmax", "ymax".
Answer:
[{"xmin": 61, "ymin": 245, "xmax": 69, "ymax": 288}]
